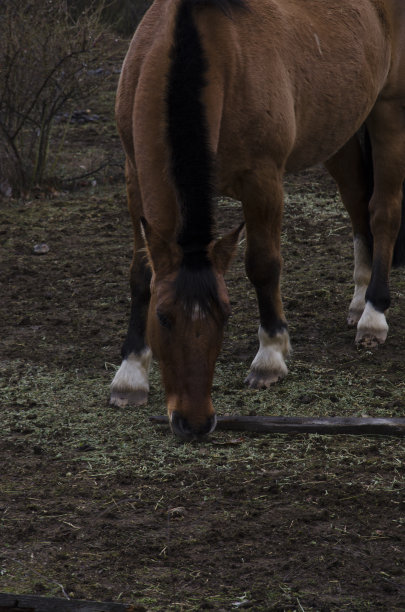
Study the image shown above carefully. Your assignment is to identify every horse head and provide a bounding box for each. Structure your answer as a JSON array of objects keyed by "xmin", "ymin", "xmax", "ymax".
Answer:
[{"xmin": 142, "ymin": 218, "xmax": 243, "ymax": 440}]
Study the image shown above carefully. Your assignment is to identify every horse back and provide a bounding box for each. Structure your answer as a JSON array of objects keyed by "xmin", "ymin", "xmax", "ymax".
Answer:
[
  {"xmin": 213, "ymin": 0, "xmax": 393, "ymax": 172},
  {"xmin": 117, "ymin": 0, "xmax": 397, "ymax": 189}
]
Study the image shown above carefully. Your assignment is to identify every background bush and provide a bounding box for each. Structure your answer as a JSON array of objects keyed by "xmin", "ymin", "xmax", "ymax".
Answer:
[
  {"xmin": 68, "ymin": 0, "xmax": 151, "ymax": 35},
  {"xmin": 0, "ymin": 0, "xmax": 118, "ymax": 196}
]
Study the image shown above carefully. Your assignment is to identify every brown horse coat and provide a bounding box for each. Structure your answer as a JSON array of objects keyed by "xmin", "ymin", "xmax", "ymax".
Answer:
[{"xmin": 111, "ymin": 0, "xmax": 405, "ymax": 439}]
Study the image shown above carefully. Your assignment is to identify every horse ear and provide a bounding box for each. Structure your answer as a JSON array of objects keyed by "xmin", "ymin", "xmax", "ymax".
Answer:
[
  {"xmin": 140, "ymin": 217, "xmax": 180, "ymax": 274},
  {"xmin": 210, "ymin": 222, "xmax": 245, "ymax": 274}
]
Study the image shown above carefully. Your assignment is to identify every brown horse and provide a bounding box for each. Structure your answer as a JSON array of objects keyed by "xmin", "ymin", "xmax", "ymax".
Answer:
[{"xmin": 110, "ymin": 0, "xmax": 405, "ymax": 440}]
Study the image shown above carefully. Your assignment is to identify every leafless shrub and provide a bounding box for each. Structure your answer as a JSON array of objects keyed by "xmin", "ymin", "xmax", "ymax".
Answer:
[
  {"xmin": 68, "ymin": 0, "xmax": 151, "ymax": 35},
  {"xmin": 102, "ymin": 0, "xmax": 151, "ymax": 34},
  {"xmin": 0, "ymin": 0, "xmax": 112, "ymax": 196}
]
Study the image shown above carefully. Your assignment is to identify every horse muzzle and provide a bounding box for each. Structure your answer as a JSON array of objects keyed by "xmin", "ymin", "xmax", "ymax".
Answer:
[{"xmin": 169, "ymin": 411, "xmax": 217, "ymax": 441}]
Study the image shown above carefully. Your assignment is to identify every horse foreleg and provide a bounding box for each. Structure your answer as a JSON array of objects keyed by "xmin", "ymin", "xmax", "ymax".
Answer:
[
  {"xmin": 110, "ymin": 162, "xmax": 152, "ymax": 407},
  {"xmin": 240, "ymin": 169, "xmax": 291, "ymax": 388},
  {"xmin": 324, "ymin": 134, "xmax": 372, "ymax": 328}
]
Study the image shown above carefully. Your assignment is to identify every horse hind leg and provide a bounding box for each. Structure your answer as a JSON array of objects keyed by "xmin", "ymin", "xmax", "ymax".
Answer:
[
  {"xmin": 324, "ymin": 134, "xmax": 373, "ymax": 330},
  {"xmin": 238, "ymin": 165, "xmax": 291, "ymax": 388},
  {"xmin": 110, "ymin": 161, "xmax": 152, "ymax": 407},
  {"xmin": 355, "ymin": 100, "xmax": 405, "ymax": 346}
]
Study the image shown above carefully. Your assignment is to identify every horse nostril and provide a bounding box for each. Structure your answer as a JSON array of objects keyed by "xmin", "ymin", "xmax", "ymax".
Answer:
[
  {"xmin": 198, "ymin": 414, "xmax": 217, "ymax": 436},
  {"xmin": 170, "ymin": 412, "xmax": 217, "ymax": 440},
  {"xmin": 171, "ymin": 412, "xmax": 193, "ymax": 439}
]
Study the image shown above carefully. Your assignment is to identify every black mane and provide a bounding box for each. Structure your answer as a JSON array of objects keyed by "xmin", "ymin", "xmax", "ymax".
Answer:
[
  {"xmin": 165, "ymin": 0, "xmax": 240, "ymax": 314},
  {"xmin": 166, "ymin": 0, "xmax": 215, "ymax": 260},
  {"xmin": 166, "ymin": 0, "xmax": 245, "ymax": 314}
]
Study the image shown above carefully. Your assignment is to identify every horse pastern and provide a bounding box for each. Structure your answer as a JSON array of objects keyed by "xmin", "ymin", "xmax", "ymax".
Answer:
[
  {"xmin": 110, "ymin": 350, "xmax": 151, "ymax": 395},
  {"xmin": 355, "ymin": 303, "xmax": 388, "ymax": 346}
]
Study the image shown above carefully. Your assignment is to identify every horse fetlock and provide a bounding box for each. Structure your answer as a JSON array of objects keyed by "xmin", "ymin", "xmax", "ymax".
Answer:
[
  {"xmin": 110, "ymin": 349, "xmax": 152, "ymax": 407},
  {"xmin": 355, "ymin": 302, "xmax": 388, "ymax": 346},
  {"xmin": 348, "ymin": 283, "xmax": 368, "ymax": 327}
]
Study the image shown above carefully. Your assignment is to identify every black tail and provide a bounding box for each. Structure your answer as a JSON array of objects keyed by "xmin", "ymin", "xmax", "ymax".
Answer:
[{"xmin": 361, "ymin": 126, "xmax": 405, "ymax": 267}]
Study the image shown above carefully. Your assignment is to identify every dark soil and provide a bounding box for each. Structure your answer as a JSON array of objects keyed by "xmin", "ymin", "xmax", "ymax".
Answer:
[{"xmin": 1, "ymin": 44, "xmax": 404, "ymax": 612}]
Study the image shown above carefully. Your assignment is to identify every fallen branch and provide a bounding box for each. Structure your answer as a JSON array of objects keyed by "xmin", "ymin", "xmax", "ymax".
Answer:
[
  {"xmin": 150, "ymin": 415, "xmax": 405, "ymax": 436},
  {"xmin": 61, "ymin": 160, "xmax": 116, "ymax": 184},
  {"xmin": 0, "ymin": 592, "xmax": 132, "ymax": 611}
]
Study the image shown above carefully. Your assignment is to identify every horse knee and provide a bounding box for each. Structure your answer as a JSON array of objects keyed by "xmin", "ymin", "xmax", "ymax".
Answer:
[
  {"xmin": 130, "ymin": 256, "xmax": 151, "ymax": 297},
  {"xmin": 245, "ymin": 251, "xmax": 281, "ymax": 288},
  {"xmin": 369, "ymin": 196, "xmax": 402, "ymax": 240}
]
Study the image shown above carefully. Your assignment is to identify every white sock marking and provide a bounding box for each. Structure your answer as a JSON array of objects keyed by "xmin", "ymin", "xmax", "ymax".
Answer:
[
  {"xmin": 357, "ymin": 302, "xmax": 388, "ymax": 344},
  {"xmin": 251, "ymin": 326, "xmax": 291, "ymax": 377},
  {"xmin": 111, "ymin": 348, "xmax": 152, "ymax": 393},
  {"xmin": 349, "ymin": 236, "xmax": 371, "ymax": 321}
]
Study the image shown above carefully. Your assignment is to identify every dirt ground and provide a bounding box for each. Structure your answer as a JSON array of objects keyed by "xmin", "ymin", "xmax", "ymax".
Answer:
[{"xmin": 1, "ymin": 41, "xmax": 404, "ymax": 612}]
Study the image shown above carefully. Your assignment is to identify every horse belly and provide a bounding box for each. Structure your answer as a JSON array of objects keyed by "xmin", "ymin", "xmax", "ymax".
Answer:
[{"xmin": 285, "ymin": 106, "xmax": 371, "ymax": 173}]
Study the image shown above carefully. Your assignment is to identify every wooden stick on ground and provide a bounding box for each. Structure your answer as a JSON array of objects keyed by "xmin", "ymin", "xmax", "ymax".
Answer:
[
  {"xmin": 0, "ymin": 592, "xmax": 133, "ymax": 611},
  {"xmin": 150, "ymin": 415, "xmax": 405, "ymax": 436}
]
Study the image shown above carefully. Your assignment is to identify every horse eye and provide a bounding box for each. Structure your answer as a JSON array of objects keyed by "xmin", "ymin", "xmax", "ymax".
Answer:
[{"xmin": 156, "ymin": 310, "xmax": 172, "ymax": 330}]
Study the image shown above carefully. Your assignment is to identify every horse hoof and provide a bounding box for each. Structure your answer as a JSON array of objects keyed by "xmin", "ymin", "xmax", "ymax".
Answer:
[
  {"xmin": 110, "ymin": 389, "xmax": 148, "ymax": 407},
  {"xmin": 244, "ymin": 369, "xmax": 283, "ymax": 389},
  {"xmin": 355, "ymin": 333, "xmax": 384, "ymax": 349},
  {"xmin": 355, "ymin": 303, "xmax": 388, "ymax": 347}
]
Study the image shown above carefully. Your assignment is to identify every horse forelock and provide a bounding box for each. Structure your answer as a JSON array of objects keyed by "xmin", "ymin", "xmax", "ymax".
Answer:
[{"xmin": 174, "ymin": 258, "xmax": 221, "ymax": 320}]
